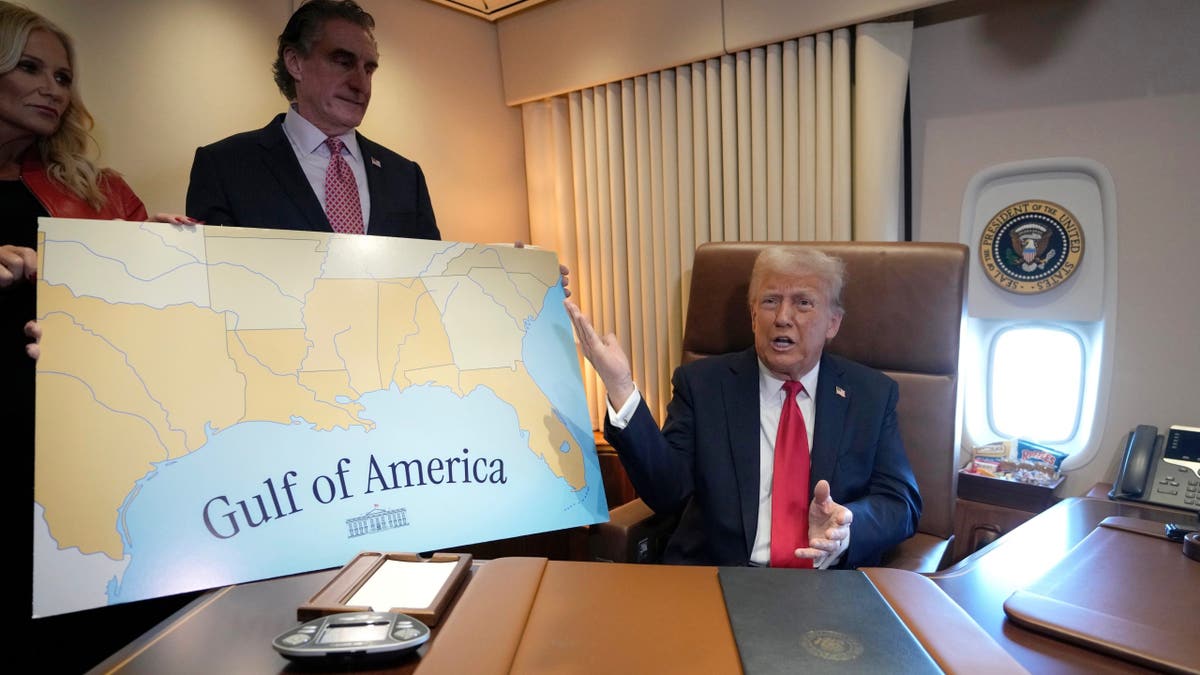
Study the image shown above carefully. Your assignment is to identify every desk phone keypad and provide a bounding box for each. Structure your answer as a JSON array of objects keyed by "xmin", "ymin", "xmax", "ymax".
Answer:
[{"xmin": 1155, "ymin": 465, "xmax": 1199, "ymax": 508}]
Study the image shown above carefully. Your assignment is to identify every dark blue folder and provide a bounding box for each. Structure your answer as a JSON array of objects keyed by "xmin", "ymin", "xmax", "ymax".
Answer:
[{"xmin": 718, "ymin": 567, "xmax": 942, "ymax": 674}]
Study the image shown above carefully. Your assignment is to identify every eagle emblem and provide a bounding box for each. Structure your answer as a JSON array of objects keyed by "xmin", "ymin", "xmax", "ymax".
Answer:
[
  {"xmin": 979, "ymin": 199, "xmax": 1084, "ymax": 294},
  {"xmin": 1007, "ymin": 222, "xmax": 1057, "ymax": 272}
]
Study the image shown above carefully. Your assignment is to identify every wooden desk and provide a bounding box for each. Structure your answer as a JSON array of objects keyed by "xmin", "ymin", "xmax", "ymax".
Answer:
[
  {"xmin": 96, "ymin": 493, "xmax": 1197, "ymax": 675},
  {"xmin": 413, "ymin": 559, "xmax": 1019, "ymax": 674},
  {"xmin": 930, "ymin": 495, "xmax": 1199, "ymax": 674},
  {"xmin": 90, "ymin": 566, "xmax": 448, "ymax": 675},
  {"xmin": 94, "ymin": 559, "xmax": 1017, "ymax": 674}
]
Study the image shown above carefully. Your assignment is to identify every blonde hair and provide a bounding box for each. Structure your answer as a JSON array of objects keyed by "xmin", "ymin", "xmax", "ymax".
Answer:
[
  {"xmin": 0, "ymin": 1, "xmax": 106, "ymax": 209},
  {"xmin": 748, "ymin": 247, "xmax": 847, "ymax": 314}
]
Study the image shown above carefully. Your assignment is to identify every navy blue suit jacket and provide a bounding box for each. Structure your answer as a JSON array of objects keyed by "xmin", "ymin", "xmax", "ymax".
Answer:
[
  {"xmin": 186, "ymin": 114, "xmax": 439, "ymax": 240},
  {"xmin": 605, "ymin": 348, "xmax": 921, "ymax": 568}
]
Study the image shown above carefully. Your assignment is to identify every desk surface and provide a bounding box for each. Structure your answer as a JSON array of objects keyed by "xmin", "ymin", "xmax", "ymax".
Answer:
[
  {"xmin": 90, "ymin": 566, "xmax": 437, "ymax": 675},
  {"xmin": 930, "ymin": 495, "xmax": 1198, "ymax": 675},
  {"xmin": 93, "ymin": 494, "xmax": 1198, "ymax": 675},
  {"xmin": 93, "ymin": 561, "xmax": 1013, "ymax": 674}
]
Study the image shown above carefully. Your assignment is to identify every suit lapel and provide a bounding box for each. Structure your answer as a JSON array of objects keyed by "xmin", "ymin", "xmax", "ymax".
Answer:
[
  {"xmin": 723, "ymin": 348, "xmax": 763, "ymax": 556},
  {"xmin": 259, "ymin": 115, "xmax": 328, "ymax": 232},
  {"xmin": 358, "ymin": 134, "xmax": 391, "ymax": 236},
  {"xmin": 810, "ymin": 353, "xmax": 847, "ymax": 487}
]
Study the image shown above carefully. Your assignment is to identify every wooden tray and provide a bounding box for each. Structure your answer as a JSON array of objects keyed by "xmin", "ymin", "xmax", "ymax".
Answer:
[
  {"xmin": 297, "ymin": 551, "xmax": 471, "ymax": 626},
  {"xmin": 959, "ymin": 470, "xmax": 1064, "ymax": 511}
]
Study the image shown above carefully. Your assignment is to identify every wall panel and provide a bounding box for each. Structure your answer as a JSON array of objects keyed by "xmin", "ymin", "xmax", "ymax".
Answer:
[
  {"xmin": 498, "ymin": 0, "xmax": 724, "ymax": 105},
  {"xmin": 499, "ymin": 0, "xmax": 944, "ymax": 105}
]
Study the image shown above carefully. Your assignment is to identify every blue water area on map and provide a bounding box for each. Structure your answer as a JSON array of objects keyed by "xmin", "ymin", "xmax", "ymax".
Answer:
[
  {"xmin": 110, "ymin": 284, "xmax": 605, "ymax": 605},
  {"xmin": 521, "ymin": 283, "xmax": 600, "ymax": 482}
]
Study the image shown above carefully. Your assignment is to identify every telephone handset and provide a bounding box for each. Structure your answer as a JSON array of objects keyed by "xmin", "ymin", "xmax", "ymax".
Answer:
[{"xmin": 1109, "ymin": 424, "xmax": 1200, "ymax": 513}]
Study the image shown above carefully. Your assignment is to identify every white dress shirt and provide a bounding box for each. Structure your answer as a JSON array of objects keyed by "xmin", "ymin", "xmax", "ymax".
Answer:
[
  {"xmin": 281, "ymin": 105, "xmax": 372, "ymax": 232},
  {"xmin": 608, "ymin": 359, "xmax": 846, "ymax": 568}
]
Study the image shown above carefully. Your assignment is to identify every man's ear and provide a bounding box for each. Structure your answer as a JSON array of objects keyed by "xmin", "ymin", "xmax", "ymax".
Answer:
[
  {"xmin": 284, "ymin": 47, "xmax": 304, "ymax": 82},
  {"xmin": 825, "ymin": 310, "xmax": 843, "ymax": 340}
]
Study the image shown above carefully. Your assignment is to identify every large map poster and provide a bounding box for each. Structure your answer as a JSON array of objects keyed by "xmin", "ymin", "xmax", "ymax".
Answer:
[{"xmin": 33, "ymin": 218, "xmax": 606, "ymax": 618}]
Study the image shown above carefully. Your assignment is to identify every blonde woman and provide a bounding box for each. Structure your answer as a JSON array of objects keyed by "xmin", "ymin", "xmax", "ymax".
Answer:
[{"xmin": 1, "ymin": 2, "xmax": 194, "ymax": 665}]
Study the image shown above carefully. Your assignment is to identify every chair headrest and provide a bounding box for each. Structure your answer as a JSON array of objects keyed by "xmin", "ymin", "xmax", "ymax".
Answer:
[{"xmin": 682, "ymin": 242, "xmax": 968, "ymax": 375}]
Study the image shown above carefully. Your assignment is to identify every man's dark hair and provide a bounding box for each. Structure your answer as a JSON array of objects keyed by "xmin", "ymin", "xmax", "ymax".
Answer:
[{"xmin": 272, "ymin": 0, "xmax": 375, "ymax": 100}]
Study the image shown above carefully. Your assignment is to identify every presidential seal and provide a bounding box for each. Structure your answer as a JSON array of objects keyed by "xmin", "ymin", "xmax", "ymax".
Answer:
[
  {"xmin": 800, "ymin": 630, "xmax": 864, "ymax": 661},
  {"xmin": 979, "ymin": 199, "xmax": 1084, "ymax": 294}
]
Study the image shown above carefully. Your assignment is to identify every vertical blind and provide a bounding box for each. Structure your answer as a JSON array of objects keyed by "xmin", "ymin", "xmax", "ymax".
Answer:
[{"xmin": 522, "ymin": 22, "xmax": 913, "ymax": 427}]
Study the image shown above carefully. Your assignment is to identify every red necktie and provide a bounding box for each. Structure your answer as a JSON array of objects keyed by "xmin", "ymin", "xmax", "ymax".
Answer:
[
  {"xmin": 324, "ymin": 137, "xmax": 364, "ymax": 234},
  {"xmin": 770, "ymin": 380, "xmax": 812, "ymax": 568}
]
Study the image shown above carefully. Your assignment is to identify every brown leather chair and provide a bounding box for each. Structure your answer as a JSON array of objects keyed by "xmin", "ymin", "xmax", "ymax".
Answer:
[{"xmin": 591, "ymin": 241, "xmax": 969, "ymax": 572}]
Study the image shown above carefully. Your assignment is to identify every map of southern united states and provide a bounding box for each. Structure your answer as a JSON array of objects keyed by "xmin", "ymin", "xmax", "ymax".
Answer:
[{"xmin": 35, "ymin": 222, "xmax": 583, "ymax": 560}]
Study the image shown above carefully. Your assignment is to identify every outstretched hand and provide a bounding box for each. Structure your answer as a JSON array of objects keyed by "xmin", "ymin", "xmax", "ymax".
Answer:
[
  {"xmin": 564, "ymin": 300, "xmax": 634, "ymax": 407},
  {"xmin": 794, "ymin": 479, "xmax": 852, "ymax": 566}
]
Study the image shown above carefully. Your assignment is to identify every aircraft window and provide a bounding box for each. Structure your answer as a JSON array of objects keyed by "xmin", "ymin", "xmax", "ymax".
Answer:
[{"xmin": 987, "ymin": 325, "xmax": 1084, "ymax": 443}]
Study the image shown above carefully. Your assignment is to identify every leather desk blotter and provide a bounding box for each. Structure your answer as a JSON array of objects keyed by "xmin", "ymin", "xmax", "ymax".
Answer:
[
  {"xmin": 1003, "ymin": 516, "xmax": 1200, "ymax": 675},
  {"xmin": 414, "ymin": 557, "xmax": 1021, "ymax": 674},
  {"xmin": 414, "ymin": 557, "xmax": 742, "ymax": 674},
  {"xmin": 718, "ymin": 567, "xmax": 940, "ymax": 675}
]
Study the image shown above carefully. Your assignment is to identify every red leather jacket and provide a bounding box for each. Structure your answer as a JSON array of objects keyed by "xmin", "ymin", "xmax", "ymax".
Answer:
[{"xmin": 21, "ymin": 153, "xmax": 148, "ymax": 221}]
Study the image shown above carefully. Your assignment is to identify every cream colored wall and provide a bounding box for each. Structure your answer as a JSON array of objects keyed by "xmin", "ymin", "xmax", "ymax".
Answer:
[
  {"xmin": 24, "ymin": 0, "xmax": 529, "ymax": 245},
  {"xmin": 26, "ymin": 0, "xmax": 288, "ymax": 216},
  {"xmin": 360, "ymin": 0, "xmax": 528, "ymax": 244},
  {"xmin": 496, "ymin": 0, "xmax": 724, "ymax": 105},
  {"xmin": 909, "ymin": 0, "xmax": 1200, "ymax": 496},
  {"xmin": 496, "ymin": 0, "xmax": 945, "ymax": 105},
  {"xmin": 722, "ymin": 0, "xmax": 943, "ymax": 52}
]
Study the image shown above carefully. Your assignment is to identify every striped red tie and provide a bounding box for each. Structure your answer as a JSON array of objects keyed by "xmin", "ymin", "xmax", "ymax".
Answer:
[
  {"xmin": 770, "ymin": 380, "xmax": 812, "ymax": 568},
  {"xmin": 324, "ymin": 137, "xmax": 363, "ymax": 235}
]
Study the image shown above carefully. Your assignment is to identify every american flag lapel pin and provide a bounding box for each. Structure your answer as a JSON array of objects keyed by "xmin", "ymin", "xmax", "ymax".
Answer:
[
  {"xmin": 835, "ymin": 386, "xmax": 846, "ymax": 398},
  {"xmin": 371, "ymin": 157, "xmax": 381, "ymax": 168}
]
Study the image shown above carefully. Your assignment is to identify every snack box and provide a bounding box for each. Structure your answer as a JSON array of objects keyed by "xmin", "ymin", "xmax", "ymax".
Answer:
[
  {"xmin": 959, "ymin": 471, "xmax": 1063, "ymax": 510},
  {"xmin": 1016, "ymin": 439, "xmax": 1068, "ymax": 473}
]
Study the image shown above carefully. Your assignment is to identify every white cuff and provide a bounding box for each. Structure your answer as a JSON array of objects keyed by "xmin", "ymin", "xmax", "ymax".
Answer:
[{"xmin": 606, "ymin": 387, "xmax": 642, "ymax": 429}]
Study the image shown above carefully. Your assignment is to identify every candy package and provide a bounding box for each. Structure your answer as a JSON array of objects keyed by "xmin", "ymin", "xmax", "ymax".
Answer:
[{"xmin": 1016, "ymin": 439, "xmax": 1068, "ymax": 473}]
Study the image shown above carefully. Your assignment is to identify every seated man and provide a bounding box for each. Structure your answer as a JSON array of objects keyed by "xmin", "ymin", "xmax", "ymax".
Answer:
[{"xmin": 565, "ymin": 247, "xmax": 921, "ymax": 568}]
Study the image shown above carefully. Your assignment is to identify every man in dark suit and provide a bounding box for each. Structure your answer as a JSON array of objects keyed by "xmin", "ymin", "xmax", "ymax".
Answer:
[
  {"xmin": 186, "ymin": 0, "xmax": 439, "ymax": 240},
  {"xmin": 565, "ymin": 247, "xmax": 921, "ymax": 569}
]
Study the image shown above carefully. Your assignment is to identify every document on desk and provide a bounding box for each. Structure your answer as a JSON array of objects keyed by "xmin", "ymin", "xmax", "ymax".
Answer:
[
  {"xmin": 718, "ymin": 567, "xmax": 940, "ymax": 675},
  {"xmin": 32, "ymin": 219, "xmax": 607, "ymax": 618}
]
